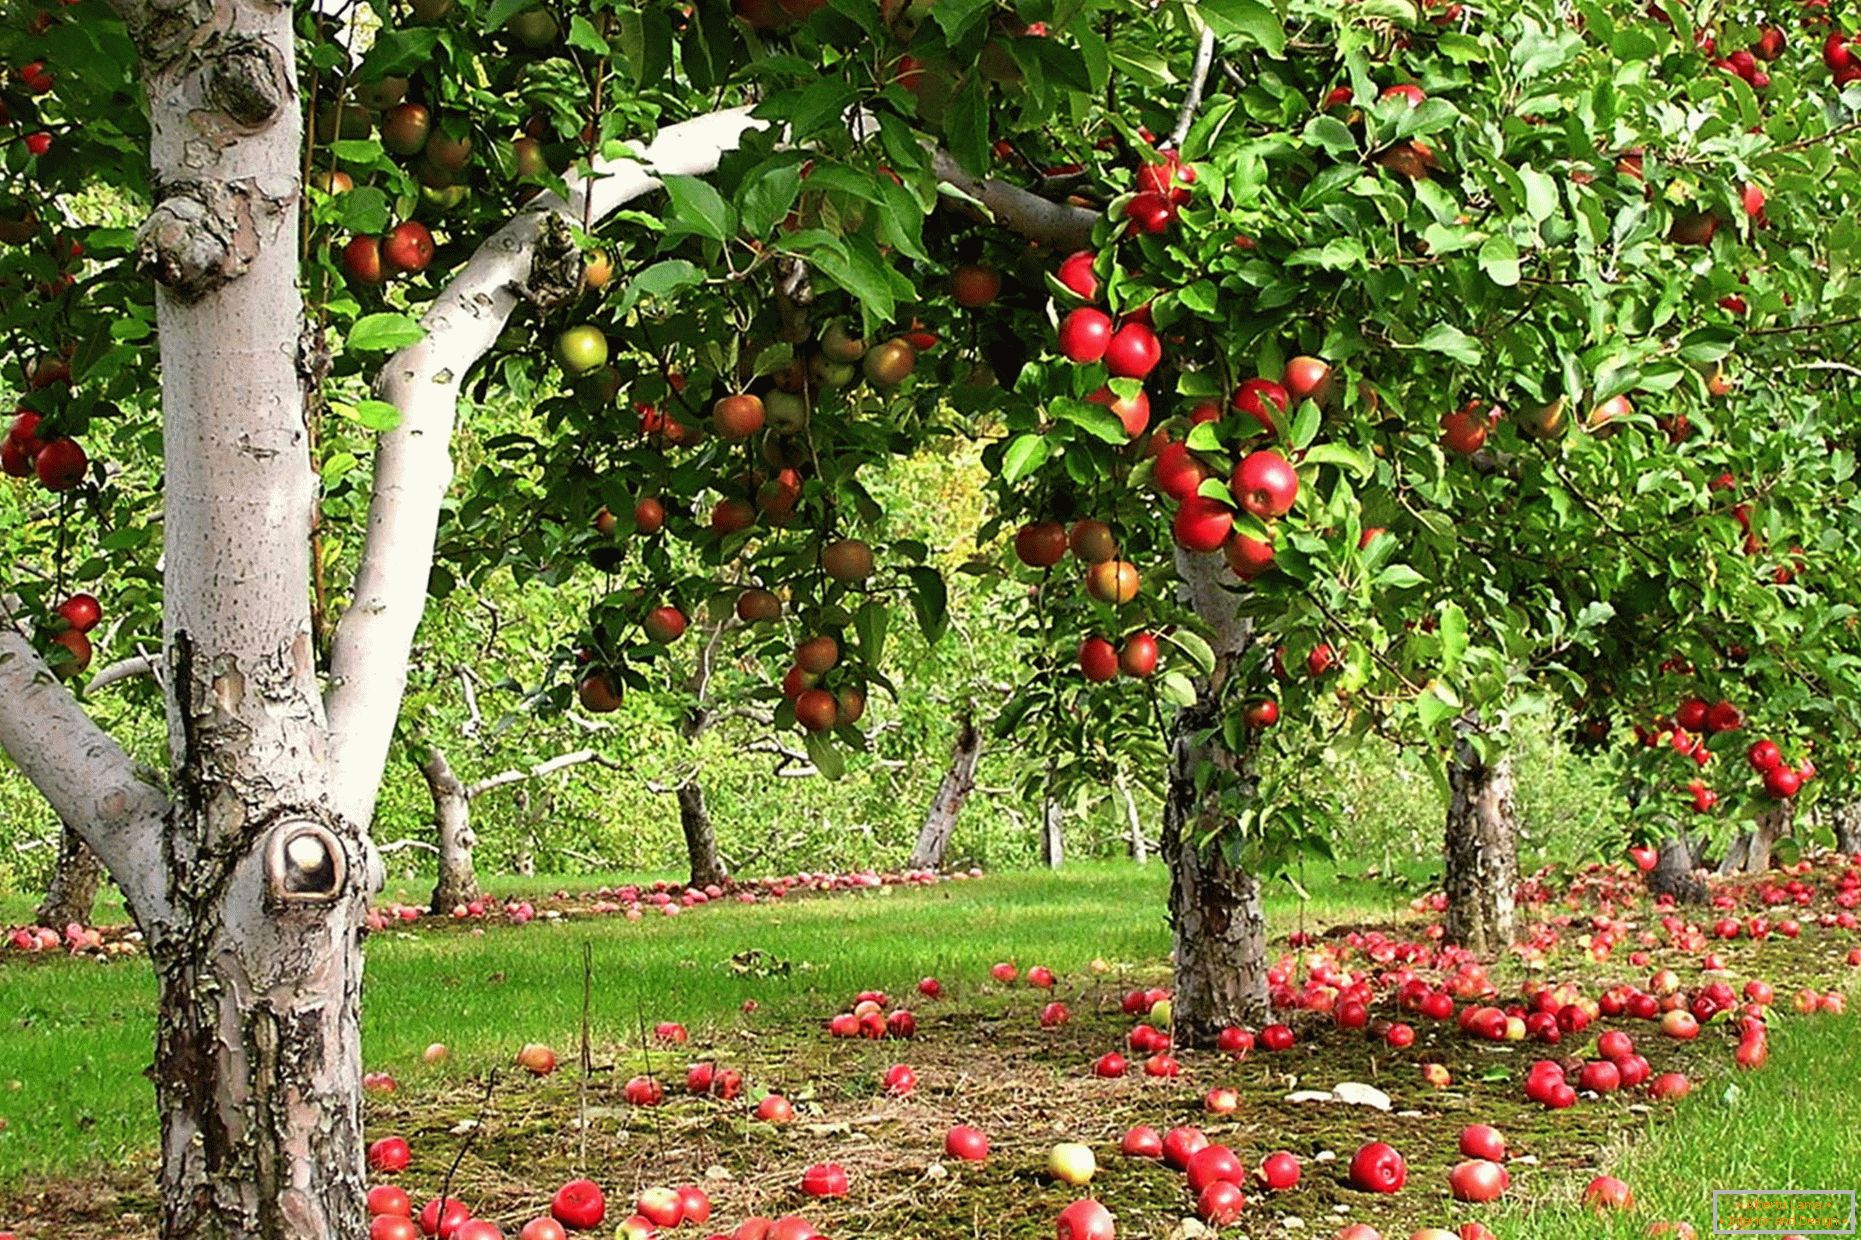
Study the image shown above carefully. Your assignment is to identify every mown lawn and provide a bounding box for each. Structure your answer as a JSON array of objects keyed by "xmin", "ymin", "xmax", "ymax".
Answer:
[{"xmin": 5, "ymin": 856, "xmax": 1856, "ymax": 1240}]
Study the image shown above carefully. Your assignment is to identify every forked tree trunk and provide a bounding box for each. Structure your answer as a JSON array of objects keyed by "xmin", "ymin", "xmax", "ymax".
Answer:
[
  {"xmin": 910, "ymin": 714, "xmax": 982, "ymax": 869},
  {"xmin": 1830, "ymin": 800, "xmax": 1860, "ymax": 856},
  {"xmin": 1648, "ymin": 833, "xmax": 1709, "ymax": 903},
  {"xmin": 1163, "ymin": 550, "xmax": 1268, "ymax": 1042},
  {"xmin": 1720, "ymin": 803, "xmax": 1791, "ymax": 875},
  {"xmin": 678, "ymin": 780, "xmax": 728, "ymax": 890},
  {"xmin": 138, "ymin": 6, "xmax": 373, "ymax": 1235},
  {"xmin": 1442, "ymin": 735, "xmax": 1519, "ymax": 954},
  {"xmin": 421, "ymin": 746, "xmax": 481, "ymax": 913},
  {"xmin": 36, "ymin": 825, "xmax": 104, "ymax": 927}
]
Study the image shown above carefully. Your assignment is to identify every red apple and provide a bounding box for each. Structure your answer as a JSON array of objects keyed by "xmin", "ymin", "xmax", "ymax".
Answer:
[
  {"xmin": 551, "ymin": 1179, "xmax": 606, "ymax": 1230},
  {"xmin": 1582, "ymin": 1175, "xmax": 1633, "ymax": 1211},
  {"xmin": 1055, "ymin": 1199, "xmax": 1115, "ymax": 1240},
  {"xmin": 1232, "ymin": 449, "xmax": 1298, "ymax": 518},
  {"xmin": 1349, "ymin": 1142, "xmax": 1407, "ymax": 1194},
  {"xmin": 945, "ymin": 1124, "xmax": 989, "ymax": 1161},
  {"xmin": 1447, "ymin": 1159, "xmax": 1508, "ymax": 1203}
]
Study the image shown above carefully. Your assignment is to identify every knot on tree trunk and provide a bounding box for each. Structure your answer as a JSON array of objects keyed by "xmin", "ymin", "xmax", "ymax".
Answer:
[
  {"xmin": 121, "ymin": 0, "xmax": 219, "ymax": 65},
  {"xmin": 204, "ymin": 38, "xmax": 290, "ymax": 129},
  {"xmin": 521, "ymin": 213, "xmax": 582, "ymax": 311},
  {"xmin": 136, "ymin": 179, "xmax": 284, "ymax": 301}
]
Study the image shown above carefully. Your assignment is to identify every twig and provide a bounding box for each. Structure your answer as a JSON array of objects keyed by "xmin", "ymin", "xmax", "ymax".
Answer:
[
  {"xmin": 579, "ymin": 940, "xmax": 593, "ymax": 1172},
  {"xmin": 1168, "ymin": 27, "xmax": 1218, "ymax": 149},
  {"xmin": 467, "ymin": 748, "xmax": 625, "ymax": 799},
  {"xmin": 439, "ymin": 1072, "xmax": 498, "ymax": 1213},
  {"xmin": 1769, "ymin": 117, "xmax": 1861, "ymax": 154}
]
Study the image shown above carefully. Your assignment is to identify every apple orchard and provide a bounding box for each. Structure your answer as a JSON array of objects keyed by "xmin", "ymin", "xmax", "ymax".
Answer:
[{"xmin": 2, "ymin": 0, "xmax": 1861, "ymax": 1236}]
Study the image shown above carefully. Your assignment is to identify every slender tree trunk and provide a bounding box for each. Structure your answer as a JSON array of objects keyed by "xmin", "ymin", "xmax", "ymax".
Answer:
[
  {"xmin": 1648, "ymin": 832, "xmax": 1709, "ymax": 903},
  {"xmin": 678, "ymin": 780, "xmax": 729, "ymax": 889},
  {"xmin": 1441, "ymin": 735, "xmax": 1519, "ymax": 953},
  {"xmin": 1040, "ymin": 766, "xmax": 1065, "ymax": 868},
  {"xmin": 36, "ymin": 825, "xmax": 104, "ymax": 927},
  {"xmin": 675, "ymin": 615, "xmax": 731, "ymax": 891},
  {"xmin": 420, "ymin": 746, "xmax": 480, "ymax": 913},
  {"xmin": 1163, "ymin": 550, "xmax": 1268, "ymax": 1042},
  {"xmin": 1117, "ymin": 773, "xmax": 1148, "ymax": 864},
  {"xmin": 1831, "ymin": 800, "xmax": 1860, "ymax": 856},
  {"xmin": 909, "ymin": 714, "xmax": 982, "ymax": 869}
]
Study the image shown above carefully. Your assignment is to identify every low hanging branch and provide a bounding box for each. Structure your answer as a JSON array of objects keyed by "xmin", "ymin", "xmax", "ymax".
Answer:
[{"xmin": 324, "ymin": 107, "xmax": 1103, "ymax": 829}]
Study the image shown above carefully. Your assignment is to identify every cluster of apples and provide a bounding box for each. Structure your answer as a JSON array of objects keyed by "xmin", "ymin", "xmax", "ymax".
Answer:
[
  {"xmin": 823, "ymin": 990, "xmax": 918, "ymax": 1041},
  {"xmin": 2, "ymin": 920, "xmax": 119, "ymax": 957},
  {"xmin": 2, "ymin": 408, "xmax": 85, "ymax": 492},
  {"xmin": 364, "ymin": 1130, "xmax": 827, "ymax": 1240},
  {"xmin": 1745, "ymin": 735, "xmax": 1815, "ymax": 800}
]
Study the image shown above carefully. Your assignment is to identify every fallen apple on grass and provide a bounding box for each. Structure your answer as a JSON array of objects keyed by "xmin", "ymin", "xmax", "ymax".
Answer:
[
  {"xmin": 1350, "ymin": 1142, "xmax": 1407, "ymax": 1194},
  {"xmin": 1049, "ymin": 1142, "xmax": 1098, "ymax": 1186}
]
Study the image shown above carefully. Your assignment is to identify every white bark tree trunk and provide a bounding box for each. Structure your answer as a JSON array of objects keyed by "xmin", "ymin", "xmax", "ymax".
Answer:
[
  {"xmin": 1162, "ymin": 549, "xmax": 1269, "ymax": 1043},
  {"xmin": 1118, "ymin": 773, "xmax": 1148, "ymax": 864},
  {"xmin": 1041, "ymin": 770, "xmax": 1065, "ymax": 869},
  {"xmin": 1441, "ymin": 735, "xmax": 1519, "ymax": 954},
  {"xmin": 421, "ymin": 746, "xmax": 480, "ymax": 913},
  {"xmin": 909, "ymin": 714, "xmax": 983, "ymax": 869}
]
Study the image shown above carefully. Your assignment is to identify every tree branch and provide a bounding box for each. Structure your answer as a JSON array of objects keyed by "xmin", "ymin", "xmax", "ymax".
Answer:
[
  {"xmin": 323, "ymin": 107, "xmax": 768, "ymax": 829},
  {"xmin": 466, "ymin": 747, "xmax": 624, "ymax": 799},
  {"xmin": 0, "ymin": 624, "xmax": 173, "ymax": 934},
  {"xmin": 86, "ymin": 653, "xmax": 158, "ymax": 692},
  {"xmin": 325, "ymin": 107, "xmax": 1104, "ymax": 829},
  {"xmin": 930, "ymin": 149, "xmax": 1098, "ymax": 250},
  {"xmin": 1168, "ymin": 27, "xmax": 1218, "ymax": 149}
]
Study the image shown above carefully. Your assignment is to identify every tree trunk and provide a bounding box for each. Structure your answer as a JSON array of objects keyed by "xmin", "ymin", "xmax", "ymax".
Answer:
[
  {"xmin": 1831, "ymin": 800, "xmax": 1860, "ymax": 856},
  {"xmin": 1648, "ymin": 833, "xmax": 1709, "ymax": 903},
  {"xmin": 1117, "ymin": 773, "xmax": 1148, "ymax": 864},
  {"xmin": 1441, "ymin": 736, "xmax": 1520, "ymax": 954},
  {"xmin": 139, "ymin": 8, "xmax": 372, "ymax": 1235},
  {"xmin": 1162, "ymin": 550, "xmax": 1269, "ymax": 1043},
  {"xmin": 1732, "ymin": 803, "xmax": 1790, "ymax": 874},
  {"xmin": 678, "ymin": 780, "xmax": 729, "ymax": 890},
  {"xmin": 909, "ymin": 714, "xmax": 982, "ymax": 869},
  {"xmin": 36, "ymin": 825, "xmax": 104, "ymax": 927},
  {"xmin": 421, "ymin": 746, "xmax": 480, "ymax": 914},
  {"xmin": 1041, "ymin": 775, "xmax": 1065, "ymax": 869}
]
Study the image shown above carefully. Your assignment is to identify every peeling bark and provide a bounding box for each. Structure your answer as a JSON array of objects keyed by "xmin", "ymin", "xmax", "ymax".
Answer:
[
  {"xmin": 677, "ymin": 781, "xmax": 728, "ymax": 890},
  {"xmin": 1441, "ymin": 736, "xmax": 1519, "ymax": 954},
  {"xmin": 1835, "ymin": 801, "xmax": 1861, "ymax": 856},
  {"xmin": 36, "ymin": 825, "xmax": 104, "ymax": 928},
  {"xmin": 909, "ymin": 714, "xmax": 982, "ymax": 870},
  {"xmin": 1720, "ymin": 803, "xmax": 1791, "ymax": 876},
  {"xmin": 1162, "ymin": 549, "xmax": 1268, "ymax": 1042},
  {"xmin": 1648, "ymin": 833, "xmax": 1709, "ymax": 904},
  {"xmin": 420, "ymin": 746, "xmax": 480, "ymax": 913}
]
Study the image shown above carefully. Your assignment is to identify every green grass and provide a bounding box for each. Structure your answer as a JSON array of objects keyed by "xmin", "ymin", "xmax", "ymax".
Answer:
[
  {"xmin": 0, "ymin": 860, "xmax": 1429, "ymax": 1188},
  {"xmin": 1490, "ymin": 1009, "xmax": 1861, "ymax": 1237},
  {"xmin": 10, "ymin": 855, "xmax": 1855, "ymax": 1240}
]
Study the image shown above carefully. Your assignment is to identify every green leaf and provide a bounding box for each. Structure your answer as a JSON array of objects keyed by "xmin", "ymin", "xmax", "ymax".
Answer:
[
  {"xmin": 349, "ymin": 399, "xmax": 403, "ymax": 432},
  {"xmin": 1301, "ymin": 442, "xmax": 1374, "ymax": 478},
  {"xmin": 1002, "ymin": 433, "xmax": 1049, "ymax": 483},
  {"xmin": 740, "ymin": 162, "xmax": 803, "ymax": 237},
  {"xmin": 1164, "ymin": 629, "xmax": 1217, "ymax": 677},
  {"xmin": 907, "ymin": 566, "xmax": 949, "ymax": 644},
  {"xmin": 1414, "ymin": 323, "xmax": 1484, "ymax": 365},
  {"xmin": 661, "ymin": 175, "xmax": 733, "ymax": 243},
  {"xmin": 1439, "ymin": 602, "xmax": 1468, "ymax": 673},
  {"xmin": 566, "ymin": 15, "xmax": 611, "ymax": 53},
  {"xmin": 804, "ymin": 730, "xmax": 847, "ymax": 780},
  {"xmin": 930, "ymin": 0, "xmax": 993, "ymax": 41},
  {"xmin": 1478, "ymin": 234, "xmax": 1521, "ymax": 287},
  {"xmin": 347, "ymin": 313, "xmax": 425, "ymax": 353},
  {"xmin": 1051, "ymin": 396, "xmax": 1131, "ymax": 445},
  {"xmin": 944, "ymin": 75, "xmax": 990, "ymax": 176},
  {"xmin": 855, "ymin": 599, "xmax": 890, "ymax": 663},
  {"xmin": 617, "ymin": 259, "xmax": 706, "ymax": 315},
  {"xmin": 1375, "ymin": 564, "xmax": 1426, "ymax": 589},
  {"xmin": 1158, "ymin": 672, "xmax": 1198, "ymax": 707},
  {"xmin": 808, "ymin": 236, "xmax": 899, "ymax": 333},
  {"xmin": 1198, "ymin": 0, "xmax": 1286, "ymax": 54}
]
